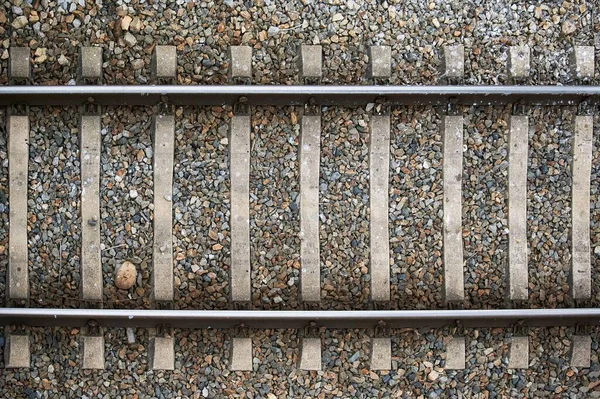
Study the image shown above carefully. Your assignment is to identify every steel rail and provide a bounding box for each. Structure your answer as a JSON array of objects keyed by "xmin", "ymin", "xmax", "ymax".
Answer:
[
  {"xmin": 0, "ymin": 85, "xmax": 599, "ymax": 106},
  {"xmin": 0, "ymin": 308, "xmax": 599, "ymax": 329}
]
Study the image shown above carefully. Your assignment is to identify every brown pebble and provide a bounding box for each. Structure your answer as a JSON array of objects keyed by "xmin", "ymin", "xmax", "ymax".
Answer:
[{"xmin": 115, "ymin": 261, "xmax": 137, "ymax": 290}]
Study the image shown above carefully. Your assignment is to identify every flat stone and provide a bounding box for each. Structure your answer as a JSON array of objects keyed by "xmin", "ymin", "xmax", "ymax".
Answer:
[
  {"xmin": 8, "ymin": 115, "xmax": 29, "ymax": 301},
  {"xmin": 507, "ymin": 336, "xmax": 529, "ymax": 369},
  {"xmin": 12, "ymin": 16, "xmax": 28, "ymax": 29},
  {"xmin": 445, "ymin": 336, "xmax": 465, "ymax": 370},
  {"xmin": 299, "ymin": 45, "xmax": 322, "ymax": 78},
  {"xmin": 572, "ymin": 46, "xmax": 595, "ymax": 79},
  {"xmin": 370, "ymin": 337, "xmax": 391, "ymax": 370},
  {"xmin": 230, "ymin": 337, "xmax": 252, "ymax": 371},
  {"xmin": 300, "ymin": 115, "xmax": 321, "ymax": 303},
  {"xmin": 9, "ymin": 47, "xmax": 30, "ymax": 80},
  {"xmin": 299, "ymin": 337, "xmax": 321, "ymax": 370},
  {"xmin": 562, "ymin": 19, "xmax": 577, "ymax": 35},
  {"xmin": 81, "ymin": 115, "xmax": 102, "ymax": 301},
  {"xmin": 508, "ymin": 115, "xmax": 529, "ymax": 302},
  {"xmin": 571, "ymin": 335, "xmax": 591, "ymax": 368},
  {"xmin": 443, "ymin": 115, "xmax": 464, "ymax": 303},
  {"xmin": 508, "ymin": 46, "xmax": 530, "ymax": 80},
  {"xmin": 123, "ymin": 32, "xmax": 137, "ymax": 47},
  {"xmin": 153, "ymin": 45, "xmax": 177, "ymax": 81},
  {"xmin": 370, "ymin": 115, "xmax": 391, "ymax": 302},
  {"xmin": 82, "ymin": 335, "xmax": 104, "ymax": 369},
  {"xmin": 369, "ymin": 45, "xmax": 391, "ymax": 78},
  {"xmin": 230, "ymin": 115, "xmax": 251, "ymax": 303},
  {"xmin": 229, "ymin": 46, "xmax": 252, "ymax": 79},
  {"xmin": 121, "ymin": 15, "xmax": 132, "ymax": 31},
  {"xmin": 4, "ymin": 334, "xmax": 30, "ymax": 368},
  {"xmin": 79, "ymin": 46, "xmax": 102, "ymax": 81},
  {"xmin": 150, "ymin": 336, "xmax": 175, "ymax": 370},
  {"xmin": 153, "ymin": 114, "xmax": 175, "ymax": 302},
  {"xmin": 442, "ymin": 45, "xmax": 464, "ymax": 78}
]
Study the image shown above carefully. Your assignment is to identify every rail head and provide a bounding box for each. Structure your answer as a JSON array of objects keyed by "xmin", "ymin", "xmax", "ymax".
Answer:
[
  {"xmin": 0, "ymin": 85, "xmax": 599, "ymax": 106},
  {"xmin": 1, "ymin": 308, "xmax": 599, "ymax": 329}
]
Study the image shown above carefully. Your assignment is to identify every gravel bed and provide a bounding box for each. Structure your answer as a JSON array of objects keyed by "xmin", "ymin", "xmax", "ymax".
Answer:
[
  {"xmin": 100, "ymin": 1, "xmax": 175, "ymax": 85},
  {"xmin": 320, "ymin": 106, "xmax": 370, "ymax": 309},
  {"xmin": 1, "ymin": 1, "xmax": 594, "ymax": 85},
  {"xmin": 469, "ymin": 0, "xmax": 593, "ymax": 85},
  {"xmin": 100, "ymin": 106, "xmax": 153, "ymax": 309},
  {"xmin": 225, "ymin": 329, "xmax": 298, "ymax": 397},
  {"xmin": 462, "ymin": 105, "xmax": 509, "ymax": 309},
  {"xmin": 2, "ymin": 0, "xmax": 600, "ymax": 394},
  {"xmin": 172, "ymin": 106, "xmax": 230, "ymax": 310},
  {"xmin": 0, "ymin": 326, "xmax": 598, "ymax": 397},
  {"xmin": 6, "ymin": 0, "xmax": 86, "ymax": 85},
  {"xmin": 389, "ymin": 106, "xmax": 444, "ymax": 310},
  {"xmin": 249, "ymin": 106, "xmax": 300, "ymax": 309},
  {"xmin": 527, "ymin": 106, "xmax": 573, "ymax": 308},
  {"xmin": 523, "ymin": 327, "xmax": 600, "ymax": 398},
  {"xmin": 28, "ymin": 106, "xmax": 80, "ymax": 308},
  {"xmin": 591, "ymin": 114, "xmax": 600, "ymax": 305}
]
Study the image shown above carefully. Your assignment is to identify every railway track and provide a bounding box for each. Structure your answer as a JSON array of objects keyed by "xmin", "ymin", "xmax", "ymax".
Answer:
[{"xmin": 1, "ymin": 39, "xmax": 600, "ymax": 396}]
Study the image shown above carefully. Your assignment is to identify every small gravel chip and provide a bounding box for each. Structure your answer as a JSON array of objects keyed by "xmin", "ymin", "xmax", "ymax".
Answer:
[
  {"xmin": 562, "ymin": 19, "xmax": 576, "ymax": 35},
  {"xmin": 131, "ymin": 59, "xmax": 144, "ymax": 70},
  {"xmin": 121, "ymin": 16, "xmax": 132, "ymax": 31},
  {"xmin": 115, "ymin": 261, "xmax": 137, "ymax": 290},
  {"xmin": 428, "ymin": 370, "xmax": 439, "ymax": 381},
  {"xmin": 126, "ymin": 327, "xmax": 136, "ymax": 344},
  {"xmin": 11, "ymin": 16, "xmax": 28, "ymax": 29},
  {"xmin": 130, "ymin": 17, "xmax": 142, "ymax": 33},
  {"xmin": 129, "ymin": 189, "xmax": 138, "ymax": 199},
  {"xmin": 57, "ymin": 54, "xmax": 69, "ymax": 66},
  {"xmin": 124, "ymin": 32, "xmax": 137, "ymax": 47}
]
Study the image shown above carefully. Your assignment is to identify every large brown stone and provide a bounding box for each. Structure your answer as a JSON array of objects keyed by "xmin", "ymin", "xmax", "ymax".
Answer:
[{"xmin": 115, "ymin": 261, "xmax": 137, "ymax": 290}]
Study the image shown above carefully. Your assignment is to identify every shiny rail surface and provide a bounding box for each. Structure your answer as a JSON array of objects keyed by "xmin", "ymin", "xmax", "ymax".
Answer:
[
  {"xmin": 0, "ymin": 308, "xmax": 599, "ymax": 329},
  {"xmin": 0, "ymin": 85, "xmax": 599, "ymax": 106}
]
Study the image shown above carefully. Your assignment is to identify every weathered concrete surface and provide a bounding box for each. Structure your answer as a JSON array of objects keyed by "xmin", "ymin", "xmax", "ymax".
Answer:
[
  {"xmin": 300, "ymin": 115, "xmax": 321, "ymax": 303},
  {"xmin": 571, "ymin": 116, "xmax": 592, "ymax": 301},
  {"xmin": 370, "ymin": 115, "xmax": 391, "ymax": 302},
  {"xmin": 230, "ymin": 115, "xmax": 251, "ymax": 302},
  {"xmin": 508, "ymin": 115, "xmax": 529, "ymax": 302},
  {"xmin": 443, "ymin": 115, "xmax": 464, "ymax": 303},
  {"xmin": 8, "ymin": 115, "xmax": 29, "ymax": 301},
  {"xmin": 81, "ymin": 115, "xmax": 102, "ymax": 302},
  {"xmin": 153, "ymin": 115, "xmax": 175, "ymax": 302}
]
